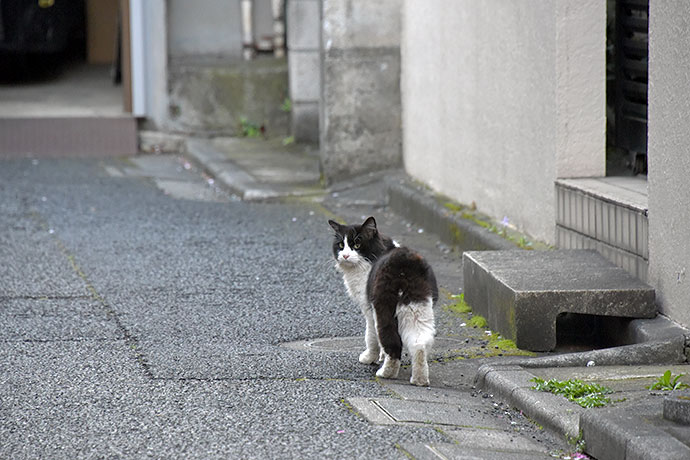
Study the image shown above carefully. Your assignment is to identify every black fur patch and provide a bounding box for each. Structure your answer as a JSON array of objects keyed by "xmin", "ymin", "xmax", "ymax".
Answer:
[{"xmin": 366, "ymin": 247, "xmax": 438, "ymax": 359}]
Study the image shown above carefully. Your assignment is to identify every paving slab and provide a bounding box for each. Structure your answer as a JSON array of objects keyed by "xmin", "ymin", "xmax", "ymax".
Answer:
[
  {"xmin": 463, "ymin": 250, "xmax": 656, "ymax": 351},
  {"xmin": 401, "ymin": 442, "xmax": 556, "ymax": 460},
  {"xmin": 347, "ymin": 397, "xmax": 506, "ymax": 428}
]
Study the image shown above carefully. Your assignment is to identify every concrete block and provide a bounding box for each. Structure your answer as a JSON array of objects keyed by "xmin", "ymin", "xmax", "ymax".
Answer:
[
  {"xmin": 287, "ymin": 0, "xmax": 321, "ymax": 51},
  {"xmin": 664, "ymin": 390, "xmax": 690, "ymax": 425},
  {"xmin": 582, "ymin": 407, "xmax": 690, "ymax": 460},
  {"xmin": 463, "ymin": 250, "xmax": 656, "ymax": 351},
  {"xmin": 288, "ymin": 51, "xmax": 321, "ymax": 101}
]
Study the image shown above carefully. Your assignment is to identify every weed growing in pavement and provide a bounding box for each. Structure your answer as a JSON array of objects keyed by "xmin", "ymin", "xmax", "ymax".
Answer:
[
  {"xmin": 468, "ymin": 315, "xmax": 488, "ymax": 328},
  {"xmin": 530, "ymin": 377, "xmax": 614, "ymax": 408},
  {"xmin": 647, "ymin": 370, "xmax": 690, "ymax": 391},
  {"xmin": 239, "ymin": 117, "xmax": 262, "ymax": 138},
  {"xmin": 444, "ymin": 293, "xmax": 472, "ymax": 314}
]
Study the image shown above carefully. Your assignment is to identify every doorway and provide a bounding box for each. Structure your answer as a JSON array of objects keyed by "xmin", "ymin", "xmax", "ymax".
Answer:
[{"xmin": 0, "ymin": 0, "xmax": 136, "ymax": 157}]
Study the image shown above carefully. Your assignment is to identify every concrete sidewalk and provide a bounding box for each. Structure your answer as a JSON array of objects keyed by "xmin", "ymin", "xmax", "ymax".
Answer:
[{"xmin": 180, "ymin": 136, "xmax": 690, "ymax": 460}]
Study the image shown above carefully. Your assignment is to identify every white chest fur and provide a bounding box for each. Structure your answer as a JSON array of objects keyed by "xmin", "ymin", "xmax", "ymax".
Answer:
[{"xmin": 339, "ymin": 262, "xmax": 372, "ymax": 312}]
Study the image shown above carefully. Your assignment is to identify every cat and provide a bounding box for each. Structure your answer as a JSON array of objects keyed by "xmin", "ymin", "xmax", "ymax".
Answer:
[{"xmin": 328, "ymin": 216, "xmax": 438, "ymax": 386}]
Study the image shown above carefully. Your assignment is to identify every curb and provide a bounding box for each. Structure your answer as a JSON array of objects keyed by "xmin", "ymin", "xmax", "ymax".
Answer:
[
  {"xmin": 476, "ymin": 361, "xmax": 690, "ymax": 459},
  {"xmin": 385, "ymin": 176, "xmax": 517, "ymax": 252},
  {"xmin": 184, "ymin": 137, "xmax": 324, "ymax": 201}
]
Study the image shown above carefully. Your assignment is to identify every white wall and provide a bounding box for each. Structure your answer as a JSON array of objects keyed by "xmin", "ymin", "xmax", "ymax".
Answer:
[
  {"xmin": 647, "ymin": 1, "xmax": 690, "ymax": 328},
  {"xmin": 401, "ymin": 0, "xmax": 605, "ymax": 244}
]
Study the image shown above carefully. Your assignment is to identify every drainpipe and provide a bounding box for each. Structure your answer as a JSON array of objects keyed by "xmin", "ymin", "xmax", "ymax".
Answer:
[
  {"xmin": 271, "ymin": 0, "xmax": 285, "ymax": 58},
  {"xmin": 130, "ymin": 0, "xmax": 146, "ymax": 116},
  {"xmin": 241, "ymin": 0, "xmax": 254, "ymax": 60}
]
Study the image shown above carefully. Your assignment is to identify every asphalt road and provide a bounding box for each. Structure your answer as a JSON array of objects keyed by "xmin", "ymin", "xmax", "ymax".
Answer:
[{"xmin": 1, "ymin": 157, "xmax": 451, "ymax": 459}]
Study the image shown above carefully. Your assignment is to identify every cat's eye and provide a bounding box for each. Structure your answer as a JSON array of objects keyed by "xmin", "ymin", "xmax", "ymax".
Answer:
[
  {"xmin": 354, "ymin": 243, "xmax": 361, "ymax": 249},
  {"xmin": 338, "ymin": 242, "xmax": 344, "ymax": 249}
]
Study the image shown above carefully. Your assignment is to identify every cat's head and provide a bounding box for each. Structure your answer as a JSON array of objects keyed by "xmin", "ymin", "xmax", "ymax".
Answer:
[{"xmin": 328, "ymin": 216, "xmax": 383, "ymax": 268}]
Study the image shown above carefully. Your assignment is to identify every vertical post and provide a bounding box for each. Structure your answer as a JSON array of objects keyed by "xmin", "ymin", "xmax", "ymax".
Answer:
[
  {"xmin": 120, "ymin": 0, "xmax": 132, "ymax": 112},
  {"xmin": 241, "ymin": 0, "xmax": 255, "ymax": 60},
  {"xmin": 129, "ymin": 0, "xmax": 146, "ymax": 116}
]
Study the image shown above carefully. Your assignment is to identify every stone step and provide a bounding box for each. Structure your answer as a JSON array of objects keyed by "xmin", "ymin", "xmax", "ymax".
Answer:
[
  {"xmin": 463, "ymin": 250, "xmax": 656, "ymax": 351},
  {"xmin": 0, "ymin": 116, "xmax": 137, "ymax": 158},
  {"xmin": 556, "ymin": 177, "xmax": 649, "ymax": 282}
]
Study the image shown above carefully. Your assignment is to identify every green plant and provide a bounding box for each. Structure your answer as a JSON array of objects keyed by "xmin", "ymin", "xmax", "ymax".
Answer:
[
  {"xmin": 281, "ymin": 97, "xmax": 292, "ymax": 112},
  {"xmin": 516, "ymin": 236, "xmax": 534, "ymax": 249},
  {"xmin": 239, "ymin": 117, "xmax": 262, "ymax": 138},
  {"xmin": 443, "ymin": 202, "xmax": 464, "ymax": 213},
  {"xmin": 445, "ymin": 293, "xmax": 472, "ymax": 314},
  {"xmin": 530, "ymin": 377, "xmax": 614, "ymax": 408},
  {"xmin": 282, "ymin": 135, "xmax": 295, "ymax": 146},
  {"xmin": 468, "ymin": 315, "xmax": 488, "ymax": 328},
  {"xmin": 648, "ymin": 370, "xmax": 690, "ymax": 391}
]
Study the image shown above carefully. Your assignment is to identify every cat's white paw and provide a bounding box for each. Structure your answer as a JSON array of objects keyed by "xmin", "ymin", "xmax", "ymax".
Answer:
[
  {"xmin": 409, "ymin": 349, "xmax": 430, "ymax": 386},
  {"xmin": 377, "ymin": 349, "xmax": 385, "ymax": 363},
  {"xmin": 375, "ymin": 358, "xmax": 401, "ymax": 379},
  {"xmin": 410, "ymin": 374, "xmax": 430, "ymax": 386},
  {"xmin": 359, "ymin": 349, "xmax": 379, "ymax": 365}
]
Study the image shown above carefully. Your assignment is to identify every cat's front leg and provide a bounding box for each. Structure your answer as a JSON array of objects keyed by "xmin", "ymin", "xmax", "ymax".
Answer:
[{"xmin": 358, "ymin": 308, "xmax": 380, "ymax": 364}]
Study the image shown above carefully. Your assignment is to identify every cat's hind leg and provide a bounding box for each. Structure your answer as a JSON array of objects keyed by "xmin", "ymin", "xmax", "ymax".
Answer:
[
  {"xmin": 359, "ymin": 306, "xmax": 381, "ymax": 364},
  {"xmin": 374, "ymin": 309, "xmax": 402, "ymax": 379},
  {"xmin": 397, "ymin": 298, "xmax": 435, "ymax": 386}
]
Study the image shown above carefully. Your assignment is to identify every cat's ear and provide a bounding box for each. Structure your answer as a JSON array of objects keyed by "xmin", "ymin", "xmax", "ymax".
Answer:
[
  {"xmin": 362, "ymin": 216, "xmax": 377, "ymax": 232},
  {"xmin": 328, "ymin": 220, "xmax": 342, "ymax": 233}
]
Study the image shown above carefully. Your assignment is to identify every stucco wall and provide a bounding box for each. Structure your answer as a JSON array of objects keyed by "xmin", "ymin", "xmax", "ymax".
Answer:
[
  {"xmin": 647, "ymin": 1, "xmax": 690, "ymax": 328},
  {"xmin": 401, "ymin": 1, "xmax": 604, "ymax": 244}
]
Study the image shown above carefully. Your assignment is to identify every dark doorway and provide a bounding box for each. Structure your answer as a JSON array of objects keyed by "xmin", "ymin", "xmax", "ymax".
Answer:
[{"xmin": 606, "ymin": 0, "xmax": 649, "ymax": 176}]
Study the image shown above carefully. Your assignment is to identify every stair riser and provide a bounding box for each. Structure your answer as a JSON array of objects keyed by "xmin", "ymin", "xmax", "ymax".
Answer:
[{"xmin": 0, "ymin": 118, "xmax": 137, "ymax": 158}]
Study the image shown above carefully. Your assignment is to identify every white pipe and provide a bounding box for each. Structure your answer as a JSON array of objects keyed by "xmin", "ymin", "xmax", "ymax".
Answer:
[
  {"xmin": 241, "ymin": 0, "xmax": 255, "ymax": 60},
  {"xmin": 272, "ymin": 0, "xmax": 285, "ymax": 58},
  {"xmin": 130, "ymin": 0, "xmax": 146, "ymax": 116}
]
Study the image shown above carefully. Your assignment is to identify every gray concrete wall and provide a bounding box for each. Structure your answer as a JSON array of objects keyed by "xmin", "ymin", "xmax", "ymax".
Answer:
[
  {"xmin": 167, "ymin": 58, "xmax": 289, "ymax": 136},
  {"xmin": 167, "ymin": 0, "xmax": 274, "ymax": 58},
  {"xmin": 287, "ymin": 0, "xmax": 321, "ymax": 143},
  {"xmin": 400, "ymin": 0, "xmax": 605, "ymax": 244},
  {"xmin": 320, "ymin": 0, "xmax": 402, "ymax": 182},
  {"xmin": 647, "ymin": 1, "xmax": 690, "ymax": 328}
]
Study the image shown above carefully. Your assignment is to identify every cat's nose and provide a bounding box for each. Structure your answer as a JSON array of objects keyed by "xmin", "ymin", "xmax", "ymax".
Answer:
[{"xmin": 342, "ymin": 254, "xmax": 349, "ymax": 259}]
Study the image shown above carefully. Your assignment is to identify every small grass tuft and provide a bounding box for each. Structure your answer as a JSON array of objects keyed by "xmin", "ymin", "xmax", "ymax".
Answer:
[
  {"xmin": 443, "ymin": 202, "xmax": 465, "ymax": 213},
  {"xmin": 468, "ymin": 315, "xmax": 488, "ymax": 328},
  {"xmin": 531, "ymin": 377, "xmax": 614, "ymax": 408},
  {"xmin": 445, "ymin": 293, "xmax": 472, "ymax": 314},
  {"xmin": 648, "ymin": 370, "xmax": 690, "ymax": 391}
]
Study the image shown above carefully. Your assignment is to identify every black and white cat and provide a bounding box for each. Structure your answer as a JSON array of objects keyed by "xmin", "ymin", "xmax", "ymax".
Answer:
[{"xmin": 328, "ymin": 217, "xmax": 437, "ymax": 386}]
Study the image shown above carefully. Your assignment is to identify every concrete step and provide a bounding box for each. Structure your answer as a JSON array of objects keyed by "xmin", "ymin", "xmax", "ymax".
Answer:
[
  {"xmin": 556, "ymin": 177, "xmax": 648, "ymax": 282},
  {"xmin": 463, "ymin": 249, "xmax": 656, "ymax": 351},
  {"xmin": 0, "ymin": 116, "xmax": 137, "ymax": 158}
]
